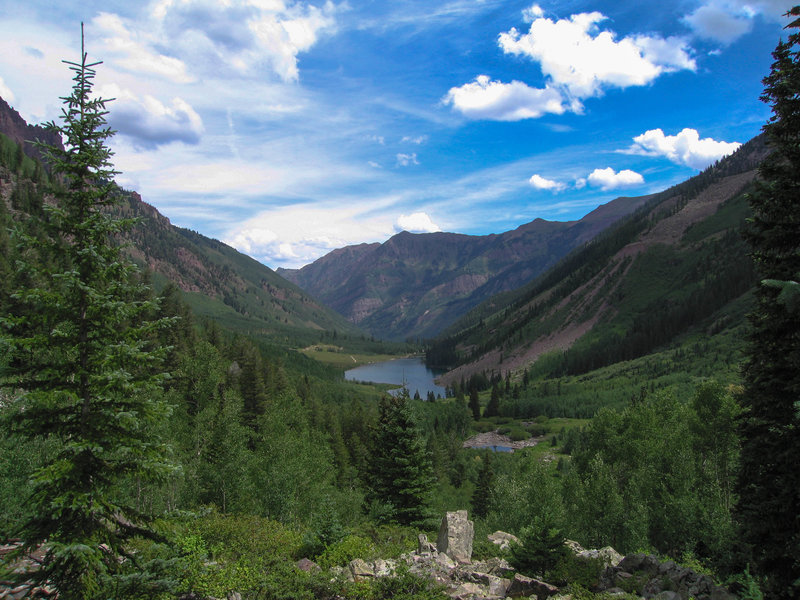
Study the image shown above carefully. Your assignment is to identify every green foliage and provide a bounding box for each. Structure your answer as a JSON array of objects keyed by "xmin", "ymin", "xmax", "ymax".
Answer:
[
  {"xmin": 318, "ymin": 535, "xmax": 377, "ymax": 569},
  {"xmin": 736, "ymin": 8, "xmax": 800, "ymax": 598},
  {"xmin": 726, "ymin": 565, "xmax": 764, "ymax": 600},
  {"xmin": 564, "ymin": 385, "xmax": 740, "ymax": 560},
  {"xmin": 300, "ymin": 496, "xmax": 346, "ymax": 558},
  {"xmin": 368, "ymin": 395, "xmax": 435, "ymax": 526},
  {"xmin": 509, "ymin": 525, "xmax": 569, "ymax": 578},
  {"xmin": 0, "ymin": 33, "xmax": 173, "ymax": 597},
  {"xmin": 471, "ymin": 453, "xmax": 494, "ymax": 519},
  {"xmin": 546, "ymin": 554, "xmax": 607, "ymax": 589},
  {"xmin": 487, "ymin": 453, "xmax": 565, "ymax": 535}
]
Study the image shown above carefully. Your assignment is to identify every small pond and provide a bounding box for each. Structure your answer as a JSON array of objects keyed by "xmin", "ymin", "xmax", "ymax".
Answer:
[{"xmin": 344, "ymin": 356, "xmax": 447, "ymax": 399}]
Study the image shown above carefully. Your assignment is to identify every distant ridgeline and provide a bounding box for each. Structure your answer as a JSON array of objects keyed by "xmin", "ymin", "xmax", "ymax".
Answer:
[
  {"xmin": 426, "ymin": 134, "xmax": 767, "ymax": 390},
  {"xmin": 279, "ymin": 195, "xmax": 656, "ymax": 342}
]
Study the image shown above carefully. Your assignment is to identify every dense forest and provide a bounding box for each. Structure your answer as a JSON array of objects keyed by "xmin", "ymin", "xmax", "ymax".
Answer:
[{"xmin": 1, "ymin": 11, "xmax": 799, "ymax": 600}]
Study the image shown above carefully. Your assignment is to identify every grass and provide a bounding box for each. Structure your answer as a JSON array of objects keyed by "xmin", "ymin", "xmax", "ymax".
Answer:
[{"xmin": 300, "ymin": 345, "xmax": 408, "ymax": 369}]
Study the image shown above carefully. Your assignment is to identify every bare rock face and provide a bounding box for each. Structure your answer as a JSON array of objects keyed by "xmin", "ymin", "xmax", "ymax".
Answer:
[{"xmin": 436, "ymin": 510, "xmax": 474, "ymax": 564}]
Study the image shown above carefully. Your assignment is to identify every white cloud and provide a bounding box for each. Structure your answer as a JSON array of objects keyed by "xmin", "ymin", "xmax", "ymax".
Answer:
[
  {"xmin": 624, "ymin": 127, "xmax": 740, "ymax": 169},
  {"xmin": 443, "ymin": 75, "xmax": 576, "ymax": 121},
  {"xmin": 149, "ymin": 0, "xmax": 339, "ymax": 82},
  {"xmin": 0, "ymin": 76, "xmax": 15, "ymax": 104},
  {"xmin": 587, "ymin": 167, "xmax": 644, "ymax": 190},
  {"xmin": 498, "ymin": 10, "xmax": 695, "ymax": 98},
  {"xmin": 224, "ymin": 201, "xmax": 398, "ymax": 268},
  {"xmin": 91, "ymin": 12, "xmax": 194, "ymax": 84},
  {"xmin": 401, "ymin": 135, "xmax": 428, "ymax": 144},
  {"xmin": 101, "ymin": 84, "xmax": 204, "ymax": 149},
  {"xmin": 522, "ymin": 4, "xmax": 544, "ymax": 22},
  {"xmin": 396, "ymin": 152, "xmax": 420, "ymax": 166},
  {"xmin": 396, "ymin": 212, "xmax": 441, "ymax": 233},
  {"xmin": 92, "ymin": 1, "xmax": 339, "ymax": 85},
  {"xmin": 529, "ymin": 174, "xmax": 567, "ymax": 192},
  {"xmin": 683, "ymin": 1, "xmax": 787, "ymax": 44}
]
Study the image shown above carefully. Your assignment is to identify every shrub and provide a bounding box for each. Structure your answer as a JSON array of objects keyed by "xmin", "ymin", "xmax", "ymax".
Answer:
[
  {"xmin": 508, "ymin": 427, "xmax": 530, "ymax": 441},
  {"xmin": 319, "ymin": 535, "xmax": 377, "ymax": 569},
  {"xmin": 473, "ymin": 420, "xmax": 496, "ymax": 433}
]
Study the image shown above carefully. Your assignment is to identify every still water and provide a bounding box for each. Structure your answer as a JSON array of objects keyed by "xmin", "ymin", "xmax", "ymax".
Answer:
[{"xmin": 344, "ymin": 357, "xmax": 447, "ymax": 399}]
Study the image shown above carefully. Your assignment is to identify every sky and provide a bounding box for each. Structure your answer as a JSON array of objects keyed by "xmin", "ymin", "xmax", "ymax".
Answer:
[{"xmin": 0, "ymin": 1, "xmax": 791, "ymax": 268}]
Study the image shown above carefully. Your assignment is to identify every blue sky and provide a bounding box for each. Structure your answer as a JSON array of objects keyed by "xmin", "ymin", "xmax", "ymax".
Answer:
[{"xmin": 0, "ymin": 0, "xmax": 790, "ymax": 268}]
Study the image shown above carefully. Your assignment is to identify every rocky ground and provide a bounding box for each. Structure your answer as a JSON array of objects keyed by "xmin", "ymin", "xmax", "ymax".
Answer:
[
  {"xmin": 0, "ymin": 511, "xmax": 740, "ymax": 600},
  {"xmin": 461, "ymin": 432, "xmax": 542, "ymax": 451},
  {"xmin": 314, "ymin": 511, "xmax": 738, "ymax": 600}
]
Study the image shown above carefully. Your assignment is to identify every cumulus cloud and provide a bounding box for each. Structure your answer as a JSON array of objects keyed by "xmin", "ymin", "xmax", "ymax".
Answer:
[
  {"xmin": 443, "ymin": 75, "xmax": 576, "ymax": 121},
  {"xmin": 151, "ymin": 0, "xmax": 339, "ymax": 82},
  {"xmin": 498, "ymin": 9, "xmax": 695, "ymax": 98},
  {"xmin": 102, "ymin": 84, "xmax": 204, "ymax": 149},
  {"xmin": 0, "ymin": 76, "xmax": 15, "ymax": 103},
  {"xmin": 396, "ymin": 152, "xmax": 420, "ymax": 167},
  {"xmin": 401, "ymin": 135, "xmax": 428, "ymax": 144},
  {"xmin": 529, "ymin": 174, "xmax": 567, "ymax": 192},
  {"xmin": 624, "ymin": 127, "xmax": 740, "ymax": 169},
  {"xmin": 92, "ymin": 12, "xmax": 194, "ymax": 83},
  {"xmin": 587, "ymin": 167, "xmax": 644, "ymax": 190},
  {"xmin": 224, "ymin": 202, "xmax": 397, "ymax": 268},
  {"xmin": 396, "ymin": 212, "xmax": 441, "ymax": 233},
  {"xmin": 683, "ymin": 1, "xmax": 787, "ymax": 44}
]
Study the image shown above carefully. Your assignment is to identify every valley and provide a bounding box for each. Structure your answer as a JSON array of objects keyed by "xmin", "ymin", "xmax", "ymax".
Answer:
[{"xmin": 1, "ymin": 10, "xmax": 798, "ymax": 597}]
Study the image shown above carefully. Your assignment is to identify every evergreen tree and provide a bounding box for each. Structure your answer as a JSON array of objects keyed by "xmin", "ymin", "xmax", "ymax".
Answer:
[
  {"xmin": 736, "ymin": 8, "xmax": 800, "ymax": 598},
  {"xmin": 469, "ymin": 387, "xmax": 481, "ymax": 420},
  {"xmin": 485, "ymin": 383, "xmax": 500, "ymax": 418},
  {"xmin": 368, "ymin": 394, "xmax": 434, "ymax": 526},
  {"xmin": 0, "ymin": 31, "xmax": 172, "ymax": 597},
  {"xmin": 472, "ymin": 453, "xmax": 494, "ymax": 519}
]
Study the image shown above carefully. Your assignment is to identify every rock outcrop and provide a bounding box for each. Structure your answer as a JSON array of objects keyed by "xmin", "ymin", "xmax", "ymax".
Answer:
[{"xmin": 437, "ymin": 510, "xmax": 474, "ymax": 564}]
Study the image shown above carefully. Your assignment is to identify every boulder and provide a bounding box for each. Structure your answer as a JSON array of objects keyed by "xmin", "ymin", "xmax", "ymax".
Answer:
[
  {"xmin": 448, "ymin": 582, "xmax": 486, "ymax": 599},
  {"xmin": 487, "ymin": 531, "xmax": 520, "ymax": 552},
  {"xmin": 506, "ymin": 573, "xmax": 559, "ymax": 599},
  {"xmin": 295, "ymin": 558, "xmax": 320, "ymax": 572},
  {"xmin": 437, "ymin": 510, "xmax": 474, "ymax": 564},
  {"xmin": 575, "ymin": 546, "xmax": 623, "ymax": 568},
  {"xmin": 349, "ymin": 558, "xmax": 375, "ymax": 581},
  {"xmin": 418, "ymin": 533, "xmax": 437, "ymax": 555}
]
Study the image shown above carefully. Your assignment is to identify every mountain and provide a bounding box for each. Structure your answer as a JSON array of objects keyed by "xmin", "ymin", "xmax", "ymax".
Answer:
[
  {"xmin": 279, "ymin": 194, "xmax": 653, "ymax": 341},
  {"xmin": 0, "ymin": 96, "xmax": 360, "ymax": 348},
  {"xmin": 428, "ymin": 134, "xmax": 768, "ymax": 385},
  {"xmin": 0, "ymin": 97, "xmax": 61, "ymax": 165}
]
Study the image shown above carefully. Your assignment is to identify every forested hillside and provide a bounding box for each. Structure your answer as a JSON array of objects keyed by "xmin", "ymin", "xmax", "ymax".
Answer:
[
  {"xmin": 0, "ymin": 95, "xmax": 363, "ymax": 352},
  {"xmin": 427, "ymin": 134, "xmax": 768, "ymax": 399}
]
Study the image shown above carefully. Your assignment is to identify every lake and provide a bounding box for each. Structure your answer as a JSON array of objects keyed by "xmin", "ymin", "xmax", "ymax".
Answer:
[{"xmin": 344, "ymin": 356, "xmax": 447, "ymax": 399}]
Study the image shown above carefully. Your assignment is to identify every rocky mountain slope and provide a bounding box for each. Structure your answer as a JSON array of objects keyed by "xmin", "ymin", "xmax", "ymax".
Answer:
[
  {"xmin": 0, "ymin": 96, "xmax": 360, "ymax": 347},
  {"xmin": 279, "ymin": 195, "xmax": 653, "ymax": 341},
  {"xmin": 429, "ymin": 135, "xmax": 768, "ymax": 384}
]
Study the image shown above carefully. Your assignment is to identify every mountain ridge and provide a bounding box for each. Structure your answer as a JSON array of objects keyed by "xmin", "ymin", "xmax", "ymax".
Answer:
[
  {"xmin": 428, "ymin": 134, "xmax": 768, "ymax": 384},
  {"xmin": 279, "ymin": 194, "xmax": 653, "ymax": 341}
]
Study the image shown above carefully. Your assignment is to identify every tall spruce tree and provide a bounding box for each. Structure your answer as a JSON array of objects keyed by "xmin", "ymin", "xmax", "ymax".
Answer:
[
  {"xmin": 736, "ymin": 7, "xmax": 800, "ymax": 598},
  {"xmin": 368, "ymin": 394, "xmax": 434, "ymax": 526},
  {"xmin": 0, "ymin": 30, "xmax": 172, "ymax": 598}
]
